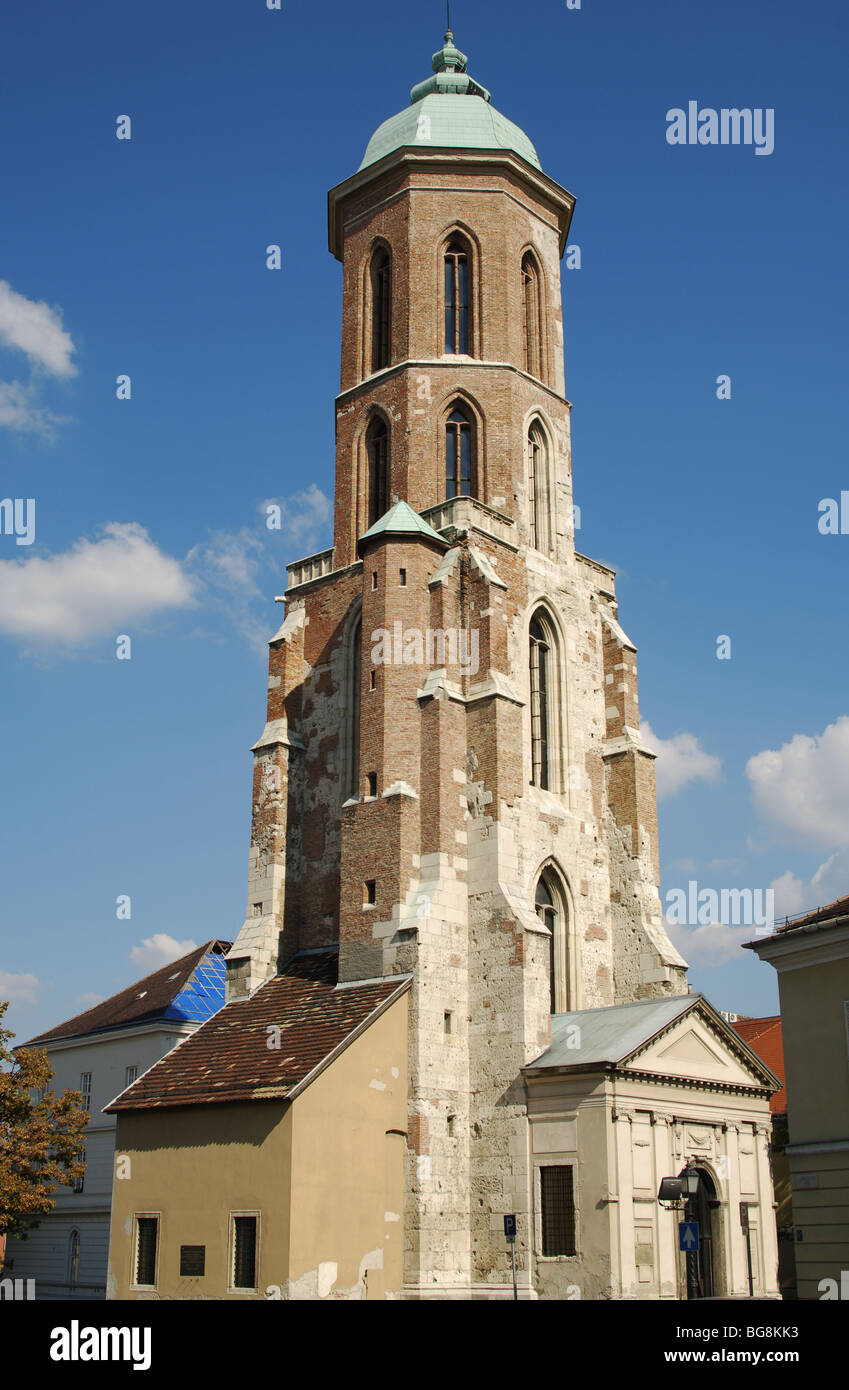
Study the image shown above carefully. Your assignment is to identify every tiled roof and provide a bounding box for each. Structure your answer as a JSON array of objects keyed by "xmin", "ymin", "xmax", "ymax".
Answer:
[
  {"xmin": 779, "ymin": 893, "xmax": 849, "ymax": 932},
  {"xmin": 23, "ymin": 941, "xmax": 231, "ymax": 1047},
  {"xmin": 106, "ymin": 952, "xmax": 410, "ymax": 1111},
  {"xmin": 731, "ymin": 1016, "xmax": 787, "ymax": 1113}
]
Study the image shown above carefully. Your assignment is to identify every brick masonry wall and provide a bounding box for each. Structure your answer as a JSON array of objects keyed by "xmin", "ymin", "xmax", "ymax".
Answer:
[{"xmin": 226, "ymin": 140, "xmax": 688, "ymax": 1294}]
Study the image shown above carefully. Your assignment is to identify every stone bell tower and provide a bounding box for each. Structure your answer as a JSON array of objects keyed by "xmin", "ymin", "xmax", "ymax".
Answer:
[{"xmin": 226, "ymin": 30, "xmax": 687, "ymax": 1297}]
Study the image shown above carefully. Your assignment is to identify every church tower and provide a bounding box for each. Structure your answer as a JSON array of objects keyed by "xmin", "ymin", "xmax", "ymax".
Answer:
[{"xmin": 227, "ymin": 30, "xmax": 688, "ymax": 1297}]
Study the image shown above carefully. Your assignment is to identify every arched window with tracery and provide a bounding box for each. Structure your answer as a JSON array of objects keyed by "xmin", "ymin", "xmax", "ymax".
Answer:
[
  {"xmin": 444, "ymin": 237, "xmax": 471, "ymax": 355},
  {"xmin": 366, "ymin": 416, "xmax": 389, "ymax": 527},
  {"xmin": 522, "ymin": 251, "xmax": 544, "ymax": 380},
  {"xmin": 528, "ymin": 421, "xmax": 552, "ymax": 554},
  {"xmin": 370, "ymin": 246, "xmax": 391, "ymax": 372},
  {"xmin": 535, "ymin": 868, "xmax": 570, "ymax": 1013},
  {"xmin": 446, "ymin": 404, "xmax": 474, "ymax": 498}
]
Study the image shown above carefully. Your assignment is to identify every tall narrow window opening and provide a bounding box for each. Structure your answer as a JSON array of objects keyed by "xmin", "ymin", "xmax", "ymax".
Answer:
[
  {"xmin": 535, "ymin": 867, "xmax": 571, "ymax": 1013},
  {"xmin": 366, "ymin": 417, "xmax": 389, "ymax": 527},
  {"xmin": 135, "ymin": 1216, "xmax": 158, "ymax": 1287},
  {"xmin": 529, "ymin": 616, "xmax": 551, "ymax": 789},
  {"xmin": 232, "ymin": 1216, "xmax": 257, "ymax": 1290},
  {"xmin": 522, "ymin": 252, "xmax": 543, "ymax": 379},
  {"xmin": 446, "ymin": 406, "xmax": 473, "ymax": 498},
  {"xmin": 370, "ymin": 247, "xmax": 391, "ymax": 372},
  {"xmin": 528, "ymin": 423, "xmax": 551, "ymax": 553},
  {"xmin": 347, "ymin": 617, "xmax": 361, "ymax": 800},
  {"xmin": 67, "ymin": 1229, "xmax": 80, "ymax": 1285},
  {"xmin": 445, "ymin": 240, "xmax": 470, "ymax": 354}
]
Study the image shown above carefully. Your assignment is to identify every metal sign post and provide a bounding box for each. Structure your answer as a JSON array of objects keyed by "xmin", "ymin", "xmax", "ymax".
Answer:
[
  {"xmin": 504, "ymin": 1214, "xmax": 518, "ymax": 1301},
  {"xmin": 740, "ymin": 1202, "xmax": 754, "ymax": 1297}
]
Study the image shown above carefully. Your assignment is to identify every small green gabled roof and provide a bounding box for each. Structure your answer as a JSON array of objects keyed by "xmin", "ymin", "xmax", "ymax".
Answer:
[{"xmin": 358, "ymin": 500, "xmax": 447, "ymax": 553}]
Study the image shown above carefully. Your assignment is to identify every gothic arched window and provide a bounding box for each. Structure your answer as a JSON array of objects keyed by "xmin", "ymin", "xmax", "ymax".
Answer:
[
  {"xmin": 528, "ymin": 421, "xmax": 552, "ymax": 554},
  {"xmin": 370, "ymin": 246, "xmax": 391, "ymax": 372},
  {"xmin": 67, "ymin": 1229, "xmax": 81, "ymax": 1285},
  {"xmin": 444, "ymin": 238, "xmax": 471, "ymax": 355},
  {"xmin": 366, "ymin": 416, "xmax": 389, "ymax": 527},
  {"xmin": 446, "ymin": 404, "xmax": 474, "ymax": 498},
  {"xmin": 522, "ymin": 251, "xmax": 544, "ymax": 380},
  {"xmin": 529, "ymin": 613, "xmax": 553, "ymax": 790},
  {"xmin": 535, "ymin": 868, "xmax": 570, "ymax": 1013}
]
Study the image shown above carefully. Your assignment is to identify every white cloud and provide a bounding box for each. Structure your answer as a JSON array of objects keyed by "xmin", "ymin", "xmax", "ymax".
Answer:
[
  {"xmin": 0, "ymin": 522, "xmax": 196, "ymax": 646},
  {"xmin": 187, "ymin": 487, "xmax": 333, "ymax": 654},
  {"xmin": 747, "ymin": 717, "xmax": 849, "ymax": 847},
  {"xmin": 664, "ymin": 920, "xmax": 752, "ymax": 968},
  {"xmin": 0, "ymin": 379, "xmax": 69, "ymax": 438},
  {"xmin": 129, "ymin": 934, "xmax": 198, "ymax": 973},
  {"xmin": 641, "ymin": 721, "xmax": 722, "ymax": 800},
  {"xmin": 0, "ymin": 280, "xmax": 77, "ymax": 376},
  {"xmin": 260, "ymin": 484, "xmax": 332, "ymax": 550},
  {"xmin": 770, "ymin": 849, "xmax": 849, "ymax": 923},
  {"xmin": 0, "ymin": 970, "xmax": 40, "ymax": 1004}
]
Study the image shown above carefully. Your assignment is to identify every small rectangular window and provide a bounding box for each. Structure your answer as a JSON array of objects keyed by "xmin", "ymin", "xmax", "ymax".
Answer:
[
  {"xmin": 180, "ymin": 1245, "xmax": 206, "ymax": 1277},
  {"xmin": 79, "ymin": 1072, "xmax": 92, "ymax": 1112},
  {"xmin": 371, "ymin": 571, "xmax": 378, "ymax": 590},
  {"xmin": 135, "ymin": 1216, "xmax": 158, "ymax": 1287},
  {"xmin": 444, "ymin": 1011, "xmax": 453, "ymax": 1035},
  {"xmin": 233, "ymin": 1216, "xmax": 257, "ymax": 1290},
  {"xmin": 125, "ymin": 1065, "xmax": 138, "ymax": 1088},
  {"xmin": 370, "ymin": 669, "xmax": 376, "ymax": 691},
  {"xmin": 447, "ymin": 1115, "xmax": 455, "ymax": 1137},
  {"xmin": 399, "ymin": 568, "xmax": 407, "ymax": 586},
  {"xmin": 365, "ymin": 879, "xmax": 377, "ymax": 906},
  {"xmin": 366, "ymin": 771, "xmax": 377, "ymax": 797},
  {"xmin": 73, "ymin": 1150, "xmax": 85, "ymax": 1194},
  {"xmin": 540, "ymin": 1165, "xmax": 576, "ymax": 1257}
]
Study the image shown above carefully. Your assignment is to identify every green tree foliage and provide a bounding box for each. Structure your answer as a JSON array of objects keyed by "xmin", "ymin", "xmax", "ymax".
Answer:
[{"xmin": 0, "ymin": 1002, "xmax": 88, "ymax": 1239}]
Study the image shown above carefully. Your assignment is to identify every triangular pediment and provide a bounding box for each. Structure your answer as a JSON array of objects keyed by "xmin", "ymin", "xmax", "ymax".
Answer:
[{"xmin": 623, "ymin": 1006, "xmax": 774, "ymax": 1089}]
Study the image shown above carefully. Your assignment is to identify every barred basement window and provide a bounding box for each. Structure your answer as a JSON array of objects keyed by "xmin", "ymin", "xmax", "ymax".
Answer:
[
  {"xmin": 180, "ymin": 1245, "xmax": 206, "ymax": 1277},
  {"xmin": 540, "ymin": 1165, "xmax": 576, "ymax": 1256},
  {"xmin": 370, "ymin": 246, "xmax": 391, "ymax": 372},
  {"xmin": 444, "ymin": 238, "xmax": 471, "ymax": 355},
  {"xmin": 232, "ymin": 1216, "xmax": 257, "ymax": 1290},
  {"xmin": 125, "ymin": 1064, "xmax": 138, "ymax": 1088},
  {"xmin": 135, "ymin": 1216, "xmax": 158, "ymax": 1287},
  {"xmin": 366, "ymin": 416, "xmax": 389, "ymax": 527}
]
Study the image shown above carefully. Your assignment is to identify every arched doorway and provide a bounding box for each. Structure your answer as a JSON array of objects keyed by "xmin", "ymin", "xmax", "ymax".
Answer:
[{"xmin": 684, "ymin": 1168, "xmax": 717, "ymax": 1299}]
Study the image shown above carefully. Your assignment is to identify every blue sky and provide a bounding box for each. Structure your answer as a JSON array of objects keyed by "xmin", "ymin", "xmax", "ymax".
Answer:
[{"xmin": 2, "ymin": 0, "xmax": 848, "ymax": 1042}]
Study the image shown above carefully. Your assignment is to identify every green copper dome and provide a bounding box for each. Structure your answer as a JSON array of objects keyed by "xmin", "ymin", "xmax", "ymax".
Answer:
[{"xmin": 358, "ymin": 31, "xmax": 542, "ymax": 173}]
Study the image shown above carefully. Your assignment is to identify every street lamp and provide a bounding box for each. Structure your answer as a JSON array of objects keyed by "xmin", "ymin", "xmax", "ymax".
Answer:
[{"xmin": 657, "ymin": 1163, "xmax": 701, "ymax": 1300}]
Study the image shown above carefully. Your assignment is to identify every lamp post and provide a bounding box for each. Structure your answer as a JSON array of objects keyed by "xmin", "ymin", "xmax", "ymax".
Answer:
[
  {"xmin": 658, "ymin": 1163, "xmax": 702, "ymax": 1300},
  {"xmin": 680, "ymin": 1164, "xmax": 701, "ymax": 1300}
]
